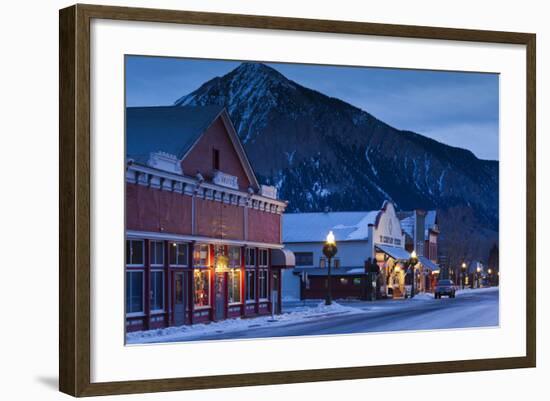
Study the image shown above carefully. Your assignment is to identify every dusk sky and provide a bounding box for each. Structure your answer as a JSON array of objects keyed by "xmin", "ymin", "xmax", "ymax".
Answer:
[{"xmin": 126, "ymin": 56, "xmax": 499, "ymax": 160}]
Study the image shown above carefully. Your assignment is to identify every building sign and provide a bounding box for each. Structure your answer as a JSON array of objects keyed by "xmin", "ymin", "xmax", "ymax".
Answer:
[
  {"xmin": 213, "ymin": 171, "xmax": 239, "ymax": 189},
  {"xmin": 379, "ymin": 235, "xmax": 402, "ymax": 246},
  {"xmin": 147, "ymin": 151, "xmax": 182, "ymax": 174},
  {"xmin": 260, "ymin": 184, "xmax": 278, "ymax": 199}
]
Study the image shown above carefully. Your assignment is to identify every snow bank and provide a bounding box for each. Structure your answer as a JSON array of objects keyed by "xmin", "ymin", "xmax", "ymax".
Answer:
[
  {"xmin": 127, "ymin": 301, "xmax": 363, "ymax": 344},
  {"xmin": 456, "ymin": 287, "xmax": 499, "ymax": 296},
  {"xmin": 410, "ymin": 292, "xmax": 434, "ymax": 301}
]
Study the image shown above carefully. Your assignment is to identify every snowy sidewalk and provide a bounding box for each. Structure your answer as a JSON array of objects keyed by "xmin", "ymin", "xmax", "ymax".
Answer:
[
  {"xmin": 126, "ymin": 301, "xmax": 363, "ymax": 344},
  {"xmin": 127, "ymin": 287, "xmax": 499, "ymax": 344}
]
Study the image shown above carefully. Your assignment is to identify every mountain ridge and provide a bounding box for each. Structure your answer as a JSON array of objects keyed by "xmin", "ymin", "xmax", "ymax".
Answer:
[{"xmin": 173, "ymin": 62, "xmax": 499, "ymax": 262}]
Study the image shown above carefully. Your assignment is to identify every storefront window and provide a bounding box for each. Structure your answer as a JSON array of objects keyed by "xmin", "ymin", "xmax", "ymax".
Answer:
[
  {"xmin": 126, "ymin": 239, "xmax": 144, "ymax": 266},
  {"xmin": 259, "ymin": 269, "xmax": 268, "ymax": 299},
  {"xmin": 228, "ymin": 246, "xmax": 241, "ymax": 268},
  {"xmin": 228, "ymin": 269, "xmax": 241, "ymax": 303},
  {"xmin": 170, "ymin": 242, "xmax": 188, "ymax": 266},
  {"xmin": 246, "ymin": 270, "xmax": 256, "ymax": 301},
  {"xmin": 126, "ymin": 271, "xmax": 143, "ymax": 314},
  {"xmin": 194, "ymin": 269, "xmax": 210, "ymax": 307},
  {"xmin": 245, "ymin": 248, "xmax": 256, "ymax": 267},
  {"xmin": 193, "ymin": 244, "xmax": 209, "ymax": 267},
  {"xmin": 150, "ymin": 271, "xmax": 164, "ymax": 311},
  {"xmin": 150, "ymin": 241, "xmax": 164, "ymax": 266}
]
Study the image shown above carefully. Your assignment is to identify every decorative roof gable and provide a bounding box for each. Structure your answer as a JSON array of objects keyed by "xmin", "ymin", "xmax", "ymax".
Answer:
[{"xmin": 126, "ymin": 105, "xmax": 260, "ymax": 190}]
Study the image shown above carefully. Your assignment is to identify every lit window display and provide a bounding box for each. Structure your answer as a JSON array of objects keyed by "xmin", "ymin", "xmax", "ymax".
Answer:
[
  {"xmin": 194, "ymin": 269, "xmax": 210, "ymax": 307},
  {"xmin": 193, "ymin": 244, "xmax": 209, "ymax": 267},
  {"xmin": 228, "ymin": 269, "xmax": 241, "ymax": 303}
]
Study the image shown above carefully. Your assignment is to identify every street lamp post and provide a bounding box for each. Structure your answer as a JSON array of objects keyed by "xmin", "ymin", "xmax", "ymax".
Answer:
[
  {"xmin": 488, "ymin": 268, "xmax": 493, "ymax": 287},
  {"xmin": 461, "ymin": 262, "xmax": 467, "ymax": 289},
  {"xmin": 409, "ymin": 251, "xmax": 418, "ymax": 299},
  {"xmin": 476, "ymin": 266, "xmax": 481, "ymax": 288},
  {"xmin": 323, "ymin": 231, "xmax": 338, "ymax": 306}
]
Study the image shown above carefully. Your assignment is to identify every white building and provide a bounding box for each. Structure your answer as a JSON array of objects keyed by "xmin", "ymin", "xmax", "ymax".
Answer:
[{"xmin": 282, "ymin": 201, "xmax": 416, "ymax": 300}]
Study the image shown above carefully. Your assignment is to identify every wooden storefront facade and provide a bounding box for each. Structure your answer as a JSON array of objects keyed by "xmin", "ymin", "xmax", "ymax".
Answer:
[{"xmin": 125, "ymin": 105, "xmax": 293, "ymax": 332}]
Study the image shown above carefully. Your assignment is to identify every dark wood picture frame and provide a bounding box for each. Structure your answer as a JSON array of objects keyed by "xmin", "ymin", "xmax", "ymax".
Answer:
[{"xmin": 59, "ymin": 3, "xmax": 536, "ymax": 397}]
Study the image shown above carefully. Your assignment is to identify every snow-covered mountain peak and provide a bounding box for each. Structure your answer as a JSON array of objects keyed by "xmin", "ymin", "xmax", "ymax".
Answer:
[
  {"xmin": 174, "ymin": 62, "xmax": 304, "ymax": 143},
  {"xmin": 230, "ymin": 62, "xmax": 291, "ymax": 85}
]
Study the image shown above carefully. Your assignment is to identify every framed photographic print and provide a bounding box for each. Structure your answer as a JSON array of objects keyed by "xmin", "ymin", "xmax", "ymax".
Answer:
[{"xmin": 59, "ymin": 3, "xmax": 536, "ymax": 397}]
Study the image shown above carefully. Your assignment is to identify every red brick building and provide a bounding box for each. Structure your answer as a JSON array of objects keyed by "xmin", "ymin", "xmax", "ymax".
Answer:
[{"xmin": 125, "ymin": 105, "xmax": 294, "ymax": 332}]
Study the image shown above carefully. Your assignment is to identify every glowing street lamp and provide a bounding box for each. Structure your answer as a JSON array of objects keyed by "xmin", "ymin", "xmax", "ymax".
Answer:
[
  {"xmin": 461, "ymin": 262, "xmax": 467, "ymax": 289},
  {"xmin": 323, "ymin": 231, "xmax": 338, "ymax": 305}
]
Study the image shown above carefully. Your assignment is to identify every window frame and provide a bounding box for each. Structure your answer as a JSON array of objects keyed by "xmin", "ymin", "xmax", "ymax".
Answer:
[
  {"xmin": 149, "ymin": 240, "xmax": 165, "ymax": 267},
  {"xmin": 258, "ymin": 248, "xmax": 269, "ymax": 267},
  {"xmin": 294, "ymin": 251, "xmax": 314, "ymax": 267},
  {"xmin": 126, "ymin": 239, "xmax": 145, "ymax": 267},
  {"xmin": 125, "ymin": 269, "xmax": 145, "ymax": 317},
  {"xmin": 245, "ymin": 269, "xmax": 256, "ymax": 303},
  {"xmin": 213, "ymin": 148, "xmax": 220, "ymax": 170},
  {"xmin": 169, "ymin": 242, "xmax": 189, "ymax": 267},
  {"xmin": 258, "ymin": 268, "xmax": 269, "ymax": 300},
  {"xmin": 228, "ymin": 268, "xmax": 242, "ymax": 305},
  {"xmin": 228, "ymin": 246, "xmax": 241, "ymax": 269},
  {"xmin": 150, "ymin": 270, "xmax": 165, "ymax": 313},
  {"xmin": 193, "ymin": 243, "xmax": 210, "ymax": 268},
  {"xmin": 245, "ymin": 248, "xmax": 256, "ymax": 268}
]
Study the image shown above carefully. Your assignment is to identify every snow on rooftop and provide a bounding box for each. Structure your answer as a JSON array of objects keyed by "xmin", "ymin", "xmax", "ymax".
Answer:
[{"xmin": 283, "ymin": 211, "xmax": 379, "ymax": 243}]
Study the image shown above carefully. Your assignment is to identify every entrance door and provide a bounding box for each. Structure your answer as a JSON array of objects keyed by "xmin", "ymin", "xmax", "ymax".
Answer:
[
  {"xmin": 174, "ymin": 272, "xmax": 186, "ymax": 326},
  {"xmin": 215, "ymin": 273, "xmax": 226, "ymax": 321}
]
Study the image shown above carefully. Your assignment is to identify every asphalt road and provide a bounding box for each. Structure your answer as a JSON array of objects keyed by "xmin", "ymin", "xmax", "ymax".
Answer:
[{"xmin": 163, "ymin": 289, "xmax": 499, "ymax": 343}]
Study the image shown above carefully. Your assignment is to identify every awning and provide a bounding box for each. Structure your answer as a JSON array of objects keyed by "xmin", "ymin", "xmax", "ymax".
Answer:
[
  {"xmin": 375, "ymin": 245, "xmax": 412, "ymax": 261},
  {"xmin": 418, "ymin": 256, "xmax": 439, "ymax": 271},
  {"xmin": 271, "ymin": 248, "xmax": 295, "ymax": 268}
]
